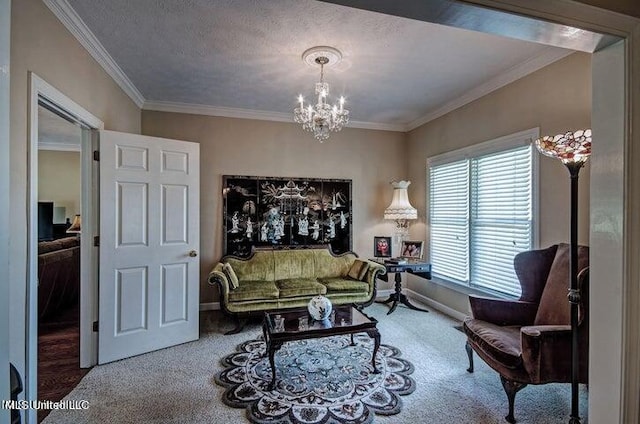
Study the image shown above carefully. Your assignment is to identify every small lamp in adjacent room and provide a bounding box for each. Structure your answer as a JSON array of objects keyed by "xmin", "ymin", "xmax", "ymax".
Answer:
[
  {"xmin": 66, "ymin": 214, "xmax": 81, "ymax": 236},
  {"xmin": 384, "ymin": 181, "xmax": 418, "ymax": 252},
  {"xmin": 534, "ymin": 129, "xmax": 591, "ymax": 424}
]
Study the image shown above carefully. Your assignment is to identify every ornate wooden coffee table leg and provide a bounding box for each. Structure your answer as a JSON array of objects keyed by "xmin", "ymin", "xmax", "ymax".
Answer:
[
  {"xmin": 367, "ymin": 329, "xmax": 381, "ymax": 374},
  {"xmin": 267, "ymin": 340, "xmax": 282, "ymax": 391}
]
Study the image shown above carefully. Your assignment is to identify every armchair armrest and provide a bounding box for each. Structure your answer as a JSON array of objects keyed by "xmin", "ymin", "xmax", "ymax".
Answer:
[
  {"xmin": 520, "ymin": 325, "xmax": 572, "ymax": 383},
  {"xmin": 469, "ymin": 296, "xmax": 538, "ymax": 326}
]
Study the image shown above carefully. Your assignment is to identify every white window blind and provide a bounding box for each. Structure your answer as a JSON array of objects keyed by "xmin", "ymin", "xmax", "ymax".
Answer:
[
  {"xmin": 428, "ymin": 130, "xmax": 536, "ymax": 297},
  {"xmin": 429, "ymin": 160, "xmax": 469, "ymax": 283},
  {"xmin": 470, "ymin": 146, "xmax": 532, "ymax": 296}
]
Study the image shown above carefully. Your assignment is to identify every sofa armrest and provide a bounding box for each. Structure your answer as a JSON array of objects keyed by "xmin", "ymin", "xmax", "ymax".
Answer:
[
  {"xmin": 469, "ymin": 296, "xmax": 538, "ymax": 326},
  {"xmin": 356, "ymin": 260, "xmax": 386, "ymax": 306},
  {"xmin": 520, "ymin": 325, "xmax": 572, "ymax": 383},
  {"xmin": 362, "ymin": 260, "xmax": 386, "ymax": 284},
  {"xmin": 364, "ymin": 259, "xmax": 386, "ymax": 275},
  {"xmin": 208, "ymin": 263, "xmax": 231, "ymax": 294}
]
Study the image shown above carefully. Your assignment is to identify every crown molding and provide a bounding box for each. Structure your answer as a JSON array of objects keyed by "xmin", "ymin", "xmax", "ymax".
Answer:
[
  {"xmin": 44, "ymin": 0, "xmax": 572, "ymax": 134},
  {"xmin": 349, "ymin": 119, "xmax": 405, "ymax": 132},
  {"xmin": 142, "ymin": 101, "xmax": 406, "ymax": 132},
  {"xmin": 405, "ymin": 47, "xmax": 574, "ymax": 131},
  {"xmin": 43, "ymin": 0, "xmax": 145, "ymax": 108}
]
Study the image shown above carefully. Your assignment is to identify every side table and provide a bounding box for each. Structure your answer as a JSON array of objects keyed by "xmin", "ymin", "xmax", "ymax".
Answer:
[{"xmin": 372, "ymin": 259, "xmax": 432, "ymax": 315}]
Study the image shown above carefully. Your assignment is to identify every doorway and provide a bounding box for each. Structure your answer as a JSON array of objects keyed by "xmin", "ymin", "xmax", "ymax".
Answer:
[
  {"xmin": 35, "ymin": 101, "xmax": 88, "ymax": 422},
  {"xmin": 26, "ymin": 73, "xmax": 104, "ymax": 424}
]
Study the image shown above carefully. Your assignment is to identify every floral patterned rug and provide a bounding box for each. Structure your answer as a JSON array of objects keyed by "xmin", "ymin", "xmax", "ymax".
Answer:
[{"xmin": 214, "ymin": 335, "xmax": 416, "ymax": 424}]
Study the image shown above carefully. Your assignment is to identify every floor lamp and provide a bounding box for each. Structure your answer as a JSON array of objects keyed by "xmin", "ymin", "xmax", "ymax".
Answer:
[{"xmin": 534, "ymin": 129, "xmax": 592, "ymax": 424}]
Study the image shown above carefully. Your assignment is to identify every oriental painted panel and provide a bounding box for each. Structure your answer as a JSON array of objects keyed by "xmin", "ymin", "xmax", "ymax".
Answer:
[{"xmin": 223, "ymin": 175, "xmax": 352, "ymax": 257}]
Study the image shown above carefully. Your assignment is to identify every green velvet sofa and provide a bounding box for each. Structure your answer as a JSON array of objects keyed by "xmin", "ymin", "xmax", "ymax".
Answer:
[{"xmin": 208, "ymin": 247, "xmax": 386, "ymax": 334}]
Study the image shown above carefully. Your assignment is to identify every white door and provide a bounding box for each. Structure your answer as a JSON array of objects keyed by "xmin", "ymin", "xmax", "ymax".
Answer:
[{"xmin": 98, "ymin": 130, "xmax": 200, "ymax": 364}]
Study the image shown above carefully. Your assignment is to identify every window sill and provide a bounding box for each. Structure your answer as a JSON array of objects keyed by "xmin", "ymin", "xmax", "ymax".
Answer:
[{"xmin": 426, "ymin": 275, "xmax": 517, "ymax": 300}]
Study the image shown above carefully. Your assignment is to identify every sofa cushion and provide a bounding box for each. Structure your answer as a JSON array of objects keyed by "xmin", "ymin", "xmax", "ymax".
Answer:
[
  {"xmin": 276, "ymin": 278, "xmax": 327, "ymax": 298},
  {"xmin": 347, "ymin": 259, "xmax": 370, "ymax": 281},
  {"xmin": 226, "ymin": 250, "xmax": 275, "ymax": 282},
  {"xmin": 464, "ymin": 318, "xmax": 523, "ymax": 369},
  {"xmin": 222, "ymin": 263, "xmax": 239, "ymax": 290},
  {"xmin": 228, "ymin": 281, "xmax": 279, "ymax": 302},
  {"xmin": 274, "ymin": 250, "xmax": 316, "ymax": 280},
  {"xmin": 319, "ymin": 277, "xmax": 369, "ymax": 293},
  {"xmin": 313, "ymin": 249, "xmax": 353, "ymax": 278},
  {"xmin": 38, "ymin": 236, "xmax": 79, "ymax": 254}
]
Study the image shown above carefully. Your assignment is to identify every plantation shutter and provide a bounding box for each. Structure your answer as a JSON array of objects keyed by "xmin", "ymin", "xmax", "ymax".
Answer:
[
  {"xmin": 470, "ymin": 146, "xmax": 532, "ymax": 296},
  {"xmin": 429, "ymin": 160, "xmax": 469, "ymax": 283}
]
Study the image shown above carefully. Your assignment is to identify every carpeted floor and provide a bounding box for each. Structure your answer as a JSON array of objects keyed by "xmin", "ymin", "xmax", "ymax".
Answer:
[{"xmin": 43, "ymin": 302, "xmax": 588, "ymax": 423}]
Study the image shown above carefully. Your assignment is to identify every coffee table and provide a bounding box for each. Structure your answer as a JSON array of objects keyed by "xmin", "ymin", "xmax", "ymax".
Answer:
[{"xmin": 262, "ymin": 305, "xmax": 381, "ymax": 390}]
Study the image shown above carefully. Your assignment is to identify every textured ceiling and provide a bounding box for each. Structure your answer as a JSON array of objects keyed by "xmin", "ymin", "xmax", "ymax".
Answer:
[{"xmin": 64, "ymin": 0, "xmax": 573, "ymax": 129}]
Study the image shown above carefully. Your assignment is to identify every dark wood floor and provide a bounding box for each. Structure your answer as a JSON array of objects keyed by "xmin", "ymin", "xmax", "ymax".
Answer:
[{"xmin": 37, "ymin": 307, "xmax": 90, "ymax": 423}]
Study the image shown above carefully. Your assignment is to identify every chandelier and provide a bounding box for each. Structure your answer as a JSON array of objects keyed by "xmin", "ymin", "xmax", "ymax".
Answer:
[{"xmin": 294, "ymin": 46, "xmax": 349, "ymax": 142}]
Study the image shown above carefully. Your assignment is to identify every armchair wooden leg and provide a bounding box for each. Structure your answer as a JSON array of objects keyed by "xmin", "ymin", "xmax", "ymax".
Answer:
[
  {"xmin": 465, "ymin": 341, "xmax": 474, "ymax": 373},
  {"xmin": 500, "ymin": 376, "xmax": 527, "ymax": 424}
]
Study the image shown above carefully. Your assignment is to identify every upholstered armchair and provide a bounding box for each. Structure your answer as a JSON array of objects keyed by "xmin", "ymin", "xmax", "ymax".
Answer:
[{"xmin": 463, "ymin": 244, "xmax": 589, "ymax": 423}]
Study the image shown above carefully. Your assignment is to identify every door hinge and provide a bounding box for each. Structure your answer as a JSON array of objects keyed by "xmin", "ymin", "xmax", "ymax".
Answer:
[
  {"xmin": 93, "ymin": 150, "xmax": 100, "ymax": 161},
  {"xmin": 93, "ymin": 236, "xmax": 100, "ymax": 247},
  {"xmin": 92, "ymin": 321, "xmax": 99, "ymax": 332}
]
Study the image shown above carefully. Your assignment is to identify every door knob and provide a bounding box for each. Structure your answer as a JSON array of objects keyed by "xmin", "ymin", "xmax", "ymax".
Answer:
[{"xmin": 189, "ymin": 250, "xmax": 198, "ymax": 257}]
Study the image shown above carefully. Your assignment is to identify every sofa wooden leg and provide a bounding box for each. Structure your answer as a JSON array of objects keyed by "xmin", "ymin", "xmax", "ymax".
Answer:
[
  {"xmin": 224, "ymin": 316, "xmax": 248, "ymax": 335},
  {"xmin": 465, "ymin": 341, "xmax": 474, "ymax": 373},
  {"xmin": 500, "ymin": 376, "xmax": 527, "ymax": 424}
]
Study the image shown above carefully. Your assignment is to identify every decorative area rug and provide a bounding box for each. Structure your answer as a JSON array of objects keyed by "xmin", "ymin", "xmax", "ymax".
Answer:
[{"xmin": 215, "ymin": 334, "xmax": 416, "ymax": 424}]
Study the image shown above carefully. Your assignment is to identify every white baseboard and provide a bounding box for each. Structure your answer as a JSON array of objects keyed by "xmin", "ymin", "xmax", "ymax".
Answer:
[
  {"xmin": 375, "ymin": 289, "xmax": 393, "ymax": 299},
  {"xmin": 404, "ymin": 289, "xmax": 467, "ymax": 322},
  {"xmin": 199, "ymin": 302, "xmax": 221, "ymax": 311}
]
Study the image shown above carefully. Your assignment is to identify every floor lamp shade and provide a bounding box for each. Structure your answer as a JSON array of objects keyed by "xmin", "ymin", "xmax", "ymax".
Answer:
[
  {"xmin": 534, "ymin": 129, "xmax": 591, "ymax": 165},
  {"xmin": 534, "ymin": 129, "xmax": 591, "ymax": 424}
]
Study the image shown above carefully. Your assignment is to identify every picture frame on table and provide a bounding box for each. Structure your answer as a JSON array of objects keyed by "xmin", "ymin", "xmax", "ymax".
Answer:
[
  {"xmin": 401, "ymin": 240, "xmax": 423, "ymax": 259},
  {"xmin": 373, "ymin": 236, "xmax": 392, "ymax": 258}
]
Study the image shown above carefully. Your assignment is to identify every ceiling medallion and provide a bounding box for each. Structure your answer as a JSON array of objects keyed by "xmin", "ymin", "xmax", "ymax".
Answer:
[{"xmin": 293, "ymin": 46, "xmax": 350, "ymax": 142}]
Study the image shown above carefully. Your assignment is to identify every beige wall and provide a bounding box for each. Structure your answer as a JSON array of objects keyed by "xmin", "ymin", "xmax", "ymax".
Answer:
[
  {"xmin": 38, "ymin": 150, "xmax": 81, "ymax": 219},
  {"xmin": 9, "ymin": 0, "xmax": 140, "ymax": 376},
  {"xmin": 405, "ymin": 52, "xmax": 592, "ymax": 314},
  {"xmin": 142, "ymin": 111, "xmax": 406, "ymax": 303}
]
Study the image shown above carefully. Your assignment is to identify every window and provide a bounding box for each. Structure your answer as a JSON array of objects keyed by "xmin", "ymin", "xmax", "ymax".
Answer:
[{"xmin": 427, "ymin": 129, "xmax": 538, "ymax": 297}]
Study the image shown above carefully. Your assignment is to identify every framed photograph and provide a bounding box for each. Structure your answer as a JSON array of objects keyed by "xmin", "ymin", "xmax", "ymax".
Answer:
[
  {"xmin": 401, "ymin": 240, "xmax": 424, "ymax": 259},
  {"xmin": 373, "ymin": 236, "xmax": 392, "ymax": 258}
]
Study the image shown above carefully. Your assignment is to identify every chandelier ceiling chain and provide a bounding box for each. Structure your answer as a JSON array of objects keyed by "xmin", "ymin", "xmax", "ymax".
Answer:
[{"xmin": 294, "ymin": 46, "xmax": 350, "ymax": 142}]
